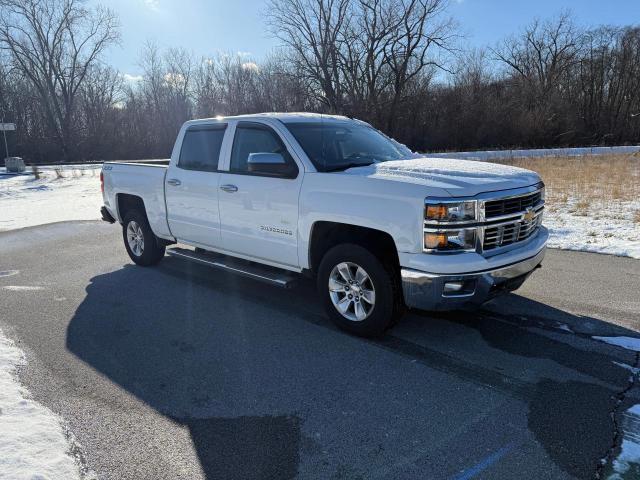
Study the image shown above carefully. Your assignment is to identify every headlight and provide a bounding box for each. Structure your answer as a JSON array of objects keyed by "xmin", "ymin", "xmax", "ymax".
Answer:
[
  {"xmin": 424, "ymin": 228, "xmax": 476, "ymax": 251},
  {"xmin": 425, "ymin": 200, "xmax": 477, "ymax": 222}
]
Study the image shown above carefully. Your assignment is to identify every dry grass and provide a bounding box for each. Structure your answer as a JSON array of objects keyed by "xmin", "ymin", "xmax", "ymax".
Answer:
[{"xmin": 495, "ymin": 153, "xmax": 640, "ymax": 221}]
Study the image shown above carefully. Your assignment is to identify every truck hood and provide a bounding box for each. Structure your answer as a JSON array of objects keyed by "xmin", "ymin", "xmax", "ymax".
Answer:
[{"xmin": 342, "ymin": 157, "xmax": 541, "ymax": 196}]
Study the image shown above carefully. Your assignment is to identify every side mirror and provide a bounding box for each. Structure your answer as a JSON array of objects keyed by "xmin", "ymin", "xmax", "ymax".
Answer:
[{"xmin": 247, "ymin": 152, "xmax": 292, "ymax": 176}]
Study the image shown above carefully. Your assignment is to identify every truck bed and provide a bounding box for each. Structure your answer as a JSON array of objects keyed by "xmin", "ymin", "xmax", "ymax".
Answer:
[{"xmin": 102, "ymin": 160, "xmax": 171, "ymax": 238}]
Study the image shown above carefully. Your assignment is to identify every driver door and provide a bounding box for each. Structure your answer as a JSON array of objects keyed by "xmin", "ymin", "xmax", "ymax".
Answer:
[{"xmin": 217, "ymin": 121, "xmax": 303, "ymax": 267}]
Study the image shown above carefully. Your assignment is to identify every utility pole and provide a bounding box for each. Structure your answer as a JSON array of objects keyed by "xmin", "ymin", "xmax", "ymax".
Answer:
[
  {"xmin": 2, "ymin": 118, "xmax": 9, "ymax": 159},
  {"xmin": 0, "ymin": 84, "xmax": 8, "ymax": 159}
]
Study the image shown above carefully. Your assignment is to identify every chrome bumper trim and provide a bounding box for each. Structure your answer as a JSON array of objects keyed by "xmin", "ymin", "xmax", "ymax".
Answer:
[{"xmin": 401, "ymin": 247, "xmax": 546, "ymax": 311}]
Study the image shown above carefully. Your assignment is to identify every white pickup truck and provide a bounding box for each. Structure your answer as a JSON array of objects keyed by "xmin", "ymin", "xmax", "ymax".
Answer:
[{"xmin": 101, "ymin": 113, "xmax": 547, "ymax": 336}]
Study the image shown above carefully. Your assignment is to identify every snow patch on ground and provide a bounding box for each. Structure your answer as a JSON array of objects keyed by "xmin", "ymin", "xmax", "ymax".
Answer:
[
  {"xmin": 0, "ymin": 329, "xmax": 82, "ymax": 480},
  {"xmin": 613, "ymin": 361, "xmax": 640, "ymax": 375},
  {"xmin": 544, "ymin": 199, "xmax": 640, "ymax": 259},
  {"xmin": 1, "ymin": 286, "xmax": 46, "ymax": 291},
  {"xmin": 0, "ymin": 270, "xmax": 20, "ymax": 278},
  {"xmin": 592, "ymin": 336, "xmax": 640, "ymax": 352},
  {"xmin": 604, "ymin": 404, "xmax": 640, "ymax": 479},
  {"xmin": 0, "ymin": 167, "xmax": 102, "ymax": 232}
]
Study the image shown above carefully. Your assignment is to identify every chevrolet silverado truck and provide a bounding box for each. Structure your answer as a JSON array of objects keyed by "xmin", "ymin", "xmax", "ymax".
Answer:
[{"xmin": 100, "ymin": 113, "xmax": 547, "ymax": 336}]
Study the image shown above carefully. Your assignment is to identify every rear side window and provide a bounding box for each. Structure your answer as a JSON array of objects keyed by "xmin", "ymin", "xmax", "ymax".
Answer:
[{"xmin": 178, "ymin": 125, "xmax": 227, "ymax": 172}]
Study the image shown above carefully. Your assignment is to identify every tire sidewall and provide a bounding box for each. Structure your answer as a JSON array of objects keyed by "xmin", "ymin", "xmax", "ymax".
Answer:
[
  {"xmin": 318, "ymin": 244, "xmax": 395, "ymax": 337},
  {"xmin": 122, "ymin": 211, "xmax": 164, "ymax": 266}
]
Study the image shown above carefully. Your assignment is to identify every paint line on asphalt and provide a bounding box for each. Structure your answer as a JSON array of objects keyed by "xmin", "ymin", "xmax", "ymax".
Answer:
[{"xmin": 451, "ymin": 442, "xmax": 516, "ymax": 480}]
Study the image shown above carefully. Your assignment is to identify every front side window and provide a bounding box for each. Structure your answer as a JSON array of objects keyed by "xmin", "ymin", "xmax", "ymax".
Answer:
[
  {"xmin": 229, "ymin": 122, "xmax": 297, "ymax": 177},
  {"xmin": 285, "ymin": 121, "xmax": 410, "ymax": 172},
  {"xmin": 179, "ymin": 125, "xmax": 227, "ymax": 172}
]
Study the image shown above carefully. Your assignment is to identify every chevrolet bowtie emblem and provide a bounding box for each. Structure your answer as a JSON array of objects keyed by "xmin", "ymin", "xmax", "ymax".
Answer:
[{"xmin": 523, "ymin": 207, "xmax": 535, "ymax": 222}]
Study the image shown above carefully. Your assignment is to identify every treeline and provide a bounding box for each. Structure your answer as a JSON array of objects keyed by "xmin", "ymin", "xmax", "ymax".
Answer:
[{"xmin": 0, "ymin": 0, "xmax": 639, "ymax": 163}]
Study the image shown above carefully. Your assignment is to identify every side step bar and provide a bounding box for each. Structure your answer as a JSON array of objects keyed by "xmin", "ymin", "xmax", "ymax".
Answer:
[{"xmin": 166, "ymin": 247, "xmax": 298, "ymax": 288}]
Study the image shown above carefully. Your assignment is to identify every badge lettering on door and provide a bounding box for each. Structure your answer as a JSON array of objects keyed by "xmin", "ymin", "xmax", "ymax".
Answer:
[{"xmin": 260, "ymin": 225, "xmax": 293, "ymax": 236}]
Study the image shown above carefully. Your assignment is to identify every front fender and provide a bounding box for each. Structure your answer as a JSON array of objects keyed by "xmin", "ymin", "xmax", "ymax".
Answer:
[{"xmin": 297, "ymin": 173, "xmax": 441, "ymax": 269}]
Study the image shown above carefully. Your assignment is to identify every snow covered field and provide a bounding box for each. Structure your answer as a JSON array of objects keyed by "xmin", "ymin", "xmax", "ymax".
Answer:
[
  {"xmin": 0, "ymin": 329, "xmax": 82, "ymax": 479},
  {"xmin": 543, "ymin": 199, "xmax": 640, "ymax": 258},
  {"xmin": 496, "ymin": 154, "xmax": 640, "ymax": 260},
  {"xmin": 0, "ymin": 167, "xmax": 103, "ymax": 232}
]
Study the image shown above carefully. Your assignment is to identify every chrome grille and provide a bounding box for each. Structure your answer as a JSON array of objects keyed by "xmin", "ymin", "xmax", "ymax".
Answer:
[
  {"xmin": 484, "ymin": 191, "xmax": 543, "ymax": 219},
  {"xmin": 483, "ymin": 213, "xmax": 543, "ymax": 250}
]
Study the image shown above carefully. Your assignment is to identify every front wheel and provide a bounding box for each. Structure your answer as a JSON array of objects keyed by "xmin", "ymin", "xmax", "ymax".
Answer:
[
  {"xmin": 122, "ymin": 210, "xmax": 165, "ymax": 266},
  {"xmin": 317, "ymin": 244, "xmax": 403, "ymax": 337}
]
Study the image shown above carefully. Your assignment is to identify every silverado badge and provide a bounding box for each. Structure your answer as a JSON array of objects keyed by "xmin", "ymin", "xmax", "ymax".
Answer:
[{"xmin": 523, "ymin": 207, "xmax": 535, "ymax": 223}]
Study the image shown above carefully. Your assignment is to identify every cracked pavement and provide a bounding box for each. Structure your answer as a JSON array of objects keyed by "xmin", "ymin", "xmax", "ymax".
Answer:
[{"xmin": 1, "ymin": 221, "xmax": 640, "ymax": 479}]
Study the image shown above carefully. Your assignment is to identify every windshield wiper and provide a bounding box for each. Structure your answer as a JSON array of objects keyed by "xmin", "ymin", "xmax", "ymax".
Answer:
[{"xmin": 323, "ymin": 162, "xmax": 374, "ymax": 172}]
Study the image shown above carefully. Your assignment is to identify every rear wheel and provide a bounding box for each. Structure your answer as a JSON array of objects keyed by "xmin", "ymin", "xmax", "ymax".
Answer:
[
  {"xmin": 318, "ymin": 244, "xmax": 402, "ymax": 337},
  {"xmin": 122, "ymin": 210, "xmax": 165, "ymax": 266}
]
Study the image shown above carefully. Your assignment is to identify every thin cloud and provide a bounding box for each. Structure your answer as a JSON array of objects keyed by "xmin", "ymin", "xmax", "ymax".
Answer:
[{"xmin": 142, "ymin": 0, "xmax": 160, "ymax": 11}]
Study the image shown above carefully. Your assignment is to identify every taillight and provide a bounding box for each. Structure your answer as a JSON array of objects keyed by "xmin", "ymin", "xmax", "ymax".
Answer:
[{"xmin": 100, "ymin": 171, "xmax": 104, "ymax": 193}]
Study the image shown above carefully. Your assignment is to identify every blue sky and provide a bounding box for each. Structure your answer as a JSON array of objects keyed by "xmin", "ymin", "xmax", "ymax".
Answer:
[{"xmin": 95, "ymin": 0, "xmax": 640, "ymax": 76}]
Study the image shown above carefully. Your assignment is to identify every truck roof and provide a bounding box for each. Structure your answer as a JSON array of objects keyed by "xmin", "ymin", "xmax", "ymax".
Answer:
[{"xmin": 185, "ymin": 112, "xmax": 354, "ymax": 125}]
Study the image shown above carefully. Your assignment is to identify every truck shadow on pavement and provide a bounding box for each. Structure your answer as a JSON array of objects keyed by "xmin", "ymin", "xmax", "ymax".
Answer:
[{"xmin": 66, "ymin": 257, "xmax": 640, "ymax": 479}]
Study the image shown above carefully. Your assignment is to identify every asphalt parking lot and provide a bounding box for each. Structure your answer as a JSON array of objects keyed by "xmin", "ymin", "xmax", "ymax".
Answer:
[{"xmin": 1, "ymin": 221, "xmax": 640, "ymax": 479}]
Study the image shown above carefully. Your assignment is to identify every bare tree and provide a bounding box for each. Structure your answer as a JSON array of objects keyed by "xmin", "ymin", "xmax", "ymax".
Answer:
[
  {"xmin": 0, "ymin": 0, "xmax": 119, "ymax": 160},
  {"xmin": 78, "ymin": 64, "xmax": 122, "ymax": 159},
  {"xmin": 266, "ymin": 0, "xmax": 351, "ymax": 112},
  {"xmin": 267, "ymin": 0, "xmax": 457, "ymax": 132},
  {"xmin": 492, "ymin": 11, "xmax": 582, "ymax": 142},
  {"xmin": 493, "ymin": 11, "xmax": 581, "ymax": 100}
]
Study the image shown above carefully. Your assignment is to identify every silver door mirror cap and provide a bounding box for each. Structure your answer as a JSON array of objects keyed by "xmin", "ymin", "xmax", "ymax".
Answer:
[{"xmin": 247, "ymin": 152, "xmax": 286, "ymax": 165}]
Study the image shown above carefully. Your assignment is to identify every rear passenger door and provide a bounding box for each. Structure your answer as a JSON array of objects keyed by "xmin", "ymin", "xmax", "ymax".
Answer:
[
  {"xmin": 165, "ymin": 123, "xmax": 228, "ymax": 247},
  {"xmin": 217, "ymin": 121, "xmax": 303, "ymax": 268}
]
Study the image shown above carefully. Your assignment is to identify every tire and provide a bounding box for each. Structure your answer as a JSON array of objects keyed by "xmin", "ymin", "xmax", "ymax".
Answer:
[
  {"xmin": 122, "ymin": 210, "xmax": 165, "ymax": 266},
  {"xmin": 317, "ymin": 243, "xmax": 403, "ymax": 337}
]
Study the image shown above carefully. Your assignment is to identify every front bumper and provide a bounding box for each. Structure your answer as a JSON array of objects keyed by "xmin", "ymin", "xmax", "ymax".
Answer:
[{"xmin": 401, "ymin": 240, "xmax": 546, "ymax": 311}]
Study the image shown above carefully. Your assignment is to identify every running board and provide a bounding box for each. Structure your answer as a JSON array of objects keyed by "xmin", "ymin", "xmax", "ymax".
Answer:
[{"xmin": 166, "ymin": 247, "xmax": 298, "ymax": 288}]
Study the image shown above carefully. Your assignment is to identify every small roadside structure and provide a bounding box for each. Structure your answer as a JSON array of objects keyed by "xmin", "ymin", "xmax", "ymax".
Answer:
[{"xmin": 5, "ymin": 156, "xmax": 25, "ymax": 173}]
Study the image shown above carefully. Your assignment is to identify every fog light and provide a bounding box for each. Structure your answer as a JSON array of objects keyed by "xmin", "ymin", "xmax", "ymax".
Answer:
[
  {"xmin": 442, "ymin": 279, "xmax": 477, "ymax": 297},
  {"xmin": 443, "ymin": 281, "xmax": 464, "ymax": 293}
]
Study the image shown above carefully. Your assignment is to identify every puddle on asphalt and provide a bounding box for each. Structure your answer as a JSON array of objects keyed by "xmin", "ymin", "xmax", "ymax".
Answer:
[{"xmin": 604, "ymin": 404, "xmax": 640, "ymax": 479}]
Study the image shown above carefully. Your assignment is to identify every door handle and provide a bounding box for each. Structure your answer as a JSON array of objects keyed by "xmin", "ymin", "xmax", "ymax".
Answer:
[
  {"xmin": 220, "ymin": 184, "xmax": 238, "ymax": 193},
  {"xmin": 167, "ymin": 178, "xmax": 181, "ymax": 186}
]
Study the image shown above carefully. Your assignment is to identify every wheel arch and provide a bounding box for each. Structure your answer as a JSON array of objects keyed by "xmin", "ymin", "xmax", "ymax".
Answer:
[
  {"xmin": 116, "ymin": 193, "xmax": 148, "ymax": 224},
  {"xmin": 308, "ymin": 221, "xmax": 400, "ymax": 274}
]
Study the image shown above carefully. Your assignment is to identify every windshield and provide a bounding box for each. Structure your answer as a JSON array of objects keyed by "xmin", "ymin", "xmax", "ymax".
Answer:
[{"xmin": 285, "ymin": 121, "xmax": 411, "ymax": 172}]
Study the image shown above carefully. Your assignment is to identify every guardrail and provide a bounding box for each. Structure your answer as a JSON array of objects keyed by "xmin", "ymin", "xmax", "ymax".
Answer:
[
  {"xmin": 0, "ymin": 158, "xmax": 169, "ymax": 168},
  {"xmin": 423, "ymin": 145, "xmax": 640, "ymax": 161}
]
